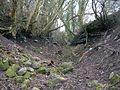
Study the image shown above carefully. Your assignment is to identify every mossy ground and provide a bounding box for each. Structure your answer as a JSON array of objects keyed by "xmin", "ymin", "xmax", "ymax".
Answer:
[
  {"xmin": 1, "ymin": 26, "xmax": 120, "ymax": 90},
  {"xmin": 0, "ymin": 42, "xmax": 74, "ymax": 89}
]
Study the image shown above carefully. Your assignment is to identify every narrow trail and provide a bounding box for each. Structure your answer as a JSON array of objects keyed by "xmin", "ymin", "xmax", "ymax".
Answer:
[{"xmin": 52, "ymin": 26, "xmax": 120, "ymax": 90}]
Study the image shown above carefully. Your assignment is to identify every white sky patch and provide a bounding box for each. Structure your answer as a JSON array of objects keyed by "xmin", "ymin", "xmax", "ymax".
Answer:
[
  {"xmin": 7, "ymin": 0, "xmax": 10, "ymax": 2},
  {"xmin": 58, "ymin": 19, "xmax": 65, "ymax": 32},
  {"xmin": 84, "ymin": 0, "xmax": 95, "ymax": 23}
]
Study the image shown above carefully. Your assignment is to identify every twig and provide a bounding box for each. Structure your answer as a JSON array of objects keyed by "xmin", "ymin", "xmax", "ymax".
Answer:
[
  {"xmin": 0, "ymin": 27, "xmax": 9, "ymax": 31},
  {"xmin": 84, "ymin": 28, "xmax": 88, "ymax": 46},
  {"xmin": 0, "ymin": 82, "xmax": 7, "ymax": 90},
  {"xmin": 101, "ymin": 44, "xmax": 120, "ymax": 54},
  {"xmin": 79, "ymin": 42, "xmax": 104, "ymax": 62},
  {"xmin": 50, "ymin": 25, "xmax": 64, "ymax": 32},
  {"xmin": 79, "ymin": 49, "xmax": 91, "ymax": 62}
]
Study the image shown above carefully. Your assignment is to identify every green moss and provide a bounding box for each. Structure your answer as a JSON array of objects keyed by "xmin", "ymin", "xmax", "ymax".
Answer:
[
  {"xmin": 31, "ymin": 61, "xmax": 40, "ymax": 69},
  {"xmin": 60, "ymin": 62, "xmax": 73, "ymax": 68},
  {"xmin": 50, "ymin": 62, "xmax": 73, "ymax": 75},
  {"xmin": 20, "ymin": 56, "xmax": 28, "ymax": 65},
  {"xmin": 62, "ymin": 67, "xmax": 73, "ymax": 74},
  {"xmin": 95, "ymin": 84, "xmax": 103, "ymax": 90},
  {"xmin": 22, "ymin": 54, "xmax": 30, "ymax": 59},
  {"xmin": 109, "ymin": 72, "xmax": 120, "ymax": 84},
  {"xmin": 0, "ymin": 59, "xmax": 10, "ymax": 71},
  {"xmin": 37, "ymin": 64, "xmax": 48, "ymax": 74},
  {"xmin": 33, "ymin": 47, "xmax": 42, "ymax": 53},
  {"xmin": 55, "ymin": 62, "xmax": 73, "ymax": 74},
  {"xmin": 56, "ymin": 67, "xmax": 64, "ymax": 73},
  {"xmin": 23, "ymin": 72, "xmax": 31, "ymax": 79},
  {"xmin": 8, "ymin": 57, "xmax": 16, "ymax": 65},
  {"xmin": 88, "ymin": 80, "xmax": 105, "ymax": 90},
  {"xmin": 23, "ymin": 79, "xmax": 29, "ymax": 90},
  {"xmin": 47, "ymin": 80, "xmax": 54, "ymax": 87},
  {"xmin": 109, "ymin": 86, "xmax": 118, "ymax": 90},
  {"xmin": 16, "ymin": 76, "xmax": 24, "ymax": 83},
  {"xmin": 50, "ymin": 67, "xmax": 63, "ymax": 74},
  {"xmin": 5, "ymin": 64, "xmax": 18, "ymax": 78}
]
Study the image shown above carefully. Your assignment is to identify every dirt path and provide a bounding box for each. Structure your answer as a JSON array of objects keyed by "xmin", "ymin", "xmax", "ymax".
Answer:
[{"xmin": 51, "ymin": 26, "xmax": 120, "ymax": 90}]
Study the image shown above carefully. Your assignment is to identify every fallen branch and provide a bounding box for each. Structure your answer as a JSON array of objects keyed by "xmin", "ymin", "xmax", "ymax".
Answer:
[
  {"xmin": 79, "ymin": 42, "xmax": 104, "ymax": 62},
  {"xmin": 0, "ymin": 27, "xmax": 10, "ymax": 31},
  {"xmin": 79, "ymin": 48, "xmax": 91, "ymax": 62}
]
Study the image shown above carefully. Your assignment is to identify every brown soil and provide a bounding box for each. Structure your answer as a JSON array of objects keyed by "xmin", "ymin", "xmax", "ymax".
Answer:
[
  {"xmin": 0, "ymin": 26, "xmax": 120, "ymax": 90},
  {"xmin": 52, "ymin": 26, "xmax": 120, "ymax": 90}
]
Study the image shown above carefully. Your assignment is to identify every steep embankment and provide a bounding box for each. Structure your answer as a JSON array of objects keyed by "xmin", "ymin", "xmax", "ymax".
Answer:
[
  {"xmin": 0, "ymin": 35, "xmax": 74, "ymax": 90},
  {"xmin": 0, "ymin": 34, "xmax": 52, "ymax": 89}
]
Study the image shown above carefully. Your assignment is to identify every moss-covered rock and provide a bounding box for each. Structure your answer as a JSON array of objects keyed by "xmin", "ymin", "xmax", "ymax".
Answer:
[
  {"xmin": 27, "ymin": 67, "xmax": 34, "ymax": 72},
  {"xmin": 20, "ymin": 56, "xmax": 29, "ymax": 65},
  {"xmin": 25, "ymin": 60, "xmax": 32, "ymax": 66},
  {"xmin": 62, "ymin": 68, "xmax": 73, "ymax": 74},
  {"xmin": 23, "ymin": 72, "xmax": 32, "ymax": 79},
  {"xmin": 8, "ymin": 57, "xmax": 16, "ymax": 65},
  {"xmin": 50, "ymin": 62, "xmax": 73, "ymax": 75},
  {"xmin": 23, "ymin": 54, "xmax": 29, "ymax": 58},
  {"xmin": 16, "ymin": 76, "xmax": 24, "ymax": 83},
  {"xmin": 109, "ymin": 86, "xmax": 118, "ymax": 90},
  {"xmin": 46, "ymin": 74, "xmax": 67, "ymax": 87},
  {"xmin": 0, "ymin": 59, "xmax": 10, "ymax": 71},
  {"xmin": 109, "ymin": 72, "xmax": 120, "ymax": 84},
  {"xmin": 22, "ymin": 79, "xmax": 29, "ymax": 90},
  {"xmin": 47, "ymin": 80, "xmax": 54, "ymax": 87},
  {"xmin": 60, "ymin": 62, "xmax": 73, "ymax": 68},
  {"xmin": 31, "ymin": 61, "xmax": 40, "ymax": 69},
  {"xmin": 5, "ymin": 64, "xmax": 18, "ymax": 78},
  {"xmin": 88, "ymin": 80, "xmax": 106, "ymax": 90},
  {"xmin": 50, "ymin": 66, "xmax": 62, "ymax": 74},
  {"xmin": 37, "ymin": 64, "xmax": 48, "ymax": 74},
  {"xmin": 59, "ymin": 62, "xmax": 73, "ymax": 74}
]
